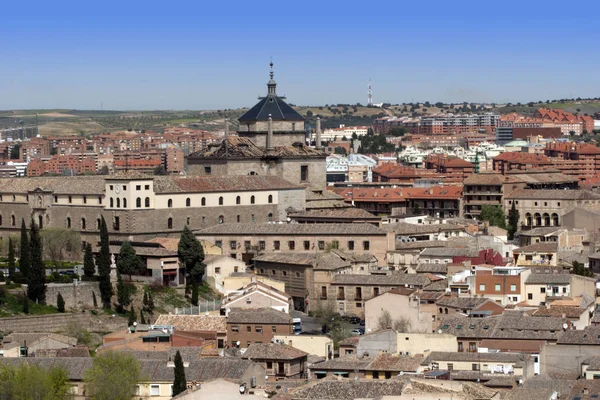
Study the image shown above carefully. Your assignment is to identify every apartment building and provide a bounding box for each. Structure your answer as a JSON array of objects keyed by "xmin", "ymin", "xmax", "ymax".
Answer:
[
  {"xmin": 462, "ymin": 173, "xmax": 504, "ymax": 219},
  {"xmin": 425, "ymin": 154, "xmax": 475, "ymax": 183},
  {"xmin": 419, "ymin": 113, "xmax": 500, "ymax": 135},
  {"xmin": 544, "ymin": 142, "xmax": 600, "ymax": 180},
  {"xmin": 226, "ymin": 308, "xmax": 293, "ymax": 348}
]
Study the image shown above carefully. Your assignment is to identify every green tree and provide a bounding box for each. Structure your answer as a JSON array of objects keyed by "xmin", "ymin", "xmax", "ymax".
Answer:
[
  {"xmin": 191, "ymin": 282, "xmax": 199, "ymax": 306},
  {"xmin": 388, "ymin": 127, "xmax": 407, "ymax": 137},
  {"xmin": 98, "ymin": 216, "xmax": 113, "ymax": 308},
  {"xmin": 572, "ymin": 261, "xmax": 593, "ymax": 277},
  {"xmin": 57, "ymin": 292, "xmax": 65, "ymax": 312},
  {"xmin": 140, "ymin": 311, "xmax": 146, "ymax": 325},
  {"xmin": 116, "ymin": 272, "xmax": 132, "ymax": 312},
  {"xmin": 178, "ymin": 225, "xmax": 205, "ymax": 290},
  {"xmin": 153, "ymin": 165, "xmax": 167, "ymax": 175},
  {"xmin": 507, "ymin": 202, "xmax": 519, "ymax": 240},
  {"xmin": 84, "ymin": 351, "xmax": 141, "ymax": 400},
  {"xmin": 128, "ymin": 306, "xmax": 137, "ymax": 326},
  {"xmin": 19, "ymin": 219, "xmax": 30, "ymax": 278},
  {"xmin": 172, "ymin": 350, "xmax": 187, "ymax": 396},
  {"xmin": 480, "ymin": 205, "xmax": 507, "ymax": 229},
  {"xmin": 83, "ymin": 243, "xmax": 95, "ymax": 278},
  {"xmin": 27, "ymin": 219, "xmax": 46, "ymax": 304},
  {"xmin": 0, "ymin": 362, "xmax": 72, "ymax": 400},
  {"xmin": 7, "ymin": 237, "xmax": 15, "ymax": 284},
  {"xmin": 9, "ymin": 143, "xmax": 21, "ymax": 160},
  {"xmin": 117, "ymin": 241, "xmax": 140, "ymax": 281},
  {"xmin": 22, "ymin": 296, "xmax": 29, "ymax": 314}
]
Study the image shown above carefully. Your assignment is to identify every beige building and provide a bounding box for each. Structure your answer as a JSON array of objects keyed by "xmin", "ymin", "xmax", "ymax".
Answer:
[
  {"xmin": 223, "ymin": 281, "xmax": 292, "ymax": 315},
  {"xmin": 273, "ymin": 335, "xmax": 334, "ymax": 360},
  {"xmin": 223, "ymin": 274, "xmax": 285, "ymax": 295},
  {"xmin": 364, "ymin": 288, "xmax": 433, "ymax": 334},
  {"xmin": 523, "ymin": 272, "xmax": 596, "ymax": 306},
  {"xmin": 204, "ymin": 255, "xmax": 247, "ymax": 294},
  {"xmin": 396, "ymin": 333, "xmax": 457, "ymax": 356},
  {"xmin": 421, "ymin": 351, "xmax": 535, "ymax": 378}
]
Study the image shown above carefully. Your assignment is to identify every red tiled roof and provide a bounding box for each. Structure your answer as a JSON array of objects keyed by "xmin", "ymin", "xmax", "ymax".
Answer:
[{"xmin": 493, "ymin": 152, "xmax": 552, "ymax": 164}]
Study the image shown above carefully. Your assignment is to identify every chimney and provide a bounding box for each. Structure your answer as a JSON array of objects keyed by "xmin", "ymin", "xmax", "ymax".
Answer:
[
  {"xmin": 316, "ymin": 117, "xmax": 322, "ymax": 149},
  {"xmin": 267, "ymin": 115, "xmax": 273, "ymax": 151},
  {"xmin": 224, "ymin": 118, "xmax": 229, "ymax": 136}
]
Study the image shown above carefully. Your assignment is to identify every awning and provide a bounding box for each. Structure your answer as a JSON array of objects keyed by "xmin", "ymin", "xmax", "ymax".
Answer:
[{"xmin": 163, "ymin": 270, "xmax": 177, "ymax": 276}]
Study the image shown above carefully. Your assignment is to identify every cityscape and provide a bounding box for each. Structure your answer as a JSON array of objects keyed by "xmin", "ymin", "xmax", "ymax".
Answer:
[{"xmin": 2, "ymin": 2, "xmax": 600, "ymax": 400}]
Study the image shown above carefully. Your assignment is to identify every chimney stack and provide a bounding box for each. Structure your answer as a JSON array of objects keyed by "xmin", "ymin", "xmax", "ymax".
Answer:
[
  {"xmin": 316, "ymin": 117, "xmax": 322, "ymax": 149},
  {"xmin": 224, "ymin": 118, "xmax": 229, "ymax": 136},
  {"xmin": 267, "ymin": 115, "xmax": 273, "ymax": 151}
]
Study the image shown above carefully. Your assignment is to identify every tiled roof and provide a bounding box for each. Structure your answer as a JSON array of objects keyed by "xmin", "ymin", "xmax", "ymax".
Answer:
[
  {"xmin": 416, "ymin": 263, "xmax": 448, "ymax": 274},
  {"xmin": 421, "ymin": 351, "xmax": 530, "ymax": 366},
  {"xmin": 525, "ymin": 273, "xmax": 570, "ymax": 284},
  {"xmin": 288, "ymin": 376, "xmax": 407, "ymax": 399},
  {"xmin": 382, "ymin": 222, "xmax": 466, "ymax": 234},
  {"xmin": 423, "ymin": 279, "xmax": 449, "ymax": 291},
  {"xmin": 154, "ymin": 315, "xmax": 227, "ymax": 334},
  {"xmin": 331, "ymin": 274, "xmax": 430, "ymax": 287},
  {"xmin": 227, "ymin": 308, "xmax": 292, "ymax": 325},
  {"xmin": 242, "ymin": 343, "xmax": 307, "ymax": 360},
  {"xmin": 153, "ymin": 175, "xmax": 300, "ymax": 194},
  {"xmin": 420, "ymin": 247, "xmax": 477, "ymax": 257},
  {"xmin": 238, "ymin": 90, "xmax": 304, "ymax": 122},
  {"xmin": 196, "ymin": 222, "xmax": 386, "ymax": 236},
  {"xmin": 0, "ymin": 176, "xmax": 105, "ymax": 195},
  {"xmin": 463, "ymin": 173, "xmax": 505, "ymax": 186},
  {"xmin": 557, "ymin": 326, "xmax": 600, "ymax": 345},
  {"xmin": 288, "ymin": 207, "xmax": 378, "ymax": 220},
  {"xmin": 518, "ymin": 227, "xmax": 563, "ymax": 237},
  {"xmin": 138, "ymin": 358, "xmax": 260, "ymax": 383},
  {"xmin": 532, "ymin": 305, "xmax": 587, "ymax": 318},
  {"xmin": 436, "ymin": 296, "xmax": 491, "ymax": 310},
  {"xmin": 505, "ymin": 189, "xmax": 600, "ymax": 200},
  {"xmin": 395, "ymin": 240, "xmax": 450, "ymax": 250},
  {"xmin": 367, "ymin": 353, "xmax": 423, "ymax": 372},
  {"xmin": 252, "ymin": 252, "xmax": 351, "ymax": 271},
  {"xmin": 190, "ymin": 136, "xmax": 324, "ymax": 159},
  {"xmin": 309, "ymin": 355, "xmax": 374, "ymax": 371},
  {"xmin": 493, "ymin": 152, "xmax": 552, "ymax": 164},
  {"xmin": 514, "ymin": 242, "xmax": 558, "ymax": 253}
]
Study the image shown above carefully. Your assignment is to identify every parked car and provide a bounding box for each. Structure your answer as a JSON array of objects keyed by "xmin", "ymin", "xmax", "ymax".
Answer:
[{"xmin": 351, "ymin": 328, "xmax": 364, "ymax": 335}]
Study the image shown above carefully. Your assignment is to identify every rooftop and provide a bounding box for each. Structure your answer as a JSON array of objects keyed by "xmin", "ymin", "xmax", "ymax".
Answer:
[
  {"xmin": 505, "ymin": 189, "xmax": 600, "ymax": 200},
  {"xmin": 227, "ymin": 308, "xmax": 292, "ymax": 325},
  {"xmin": 196, "ymin": 222, "xmax": 386, "ymax": 236},
  {"xmin": 154, "ymin": 315, "xmax": 227, "ymax": 334},
  {"xmin": 331, "ymin": 274, "xmax": 430, "ymax": 287},
  {"xmin": 242, "ymin": 343, "xmax": 308, "ymax": 360}
]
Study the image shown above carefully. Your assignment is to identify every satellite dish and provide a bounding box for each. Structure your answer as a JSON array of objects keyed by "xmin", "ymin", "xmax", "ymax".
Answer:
[
  {"xmin": 562, "ymin": 323, "xmax": 568, "ymax": 330},
  {"xmin": 239, "ymin": 384, "xmax": 245, "ymax": 394}
]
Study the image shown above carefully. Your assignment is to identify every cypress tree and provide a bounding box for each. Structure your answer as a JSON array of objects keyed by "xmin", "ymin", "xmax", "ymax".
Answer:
[
  {"xmin": 19, "ymin": 219, "xmax": 30, "ymax": 278},
  {"xmin": 128, "ymin": 305, "xmax": 137, "ymax": 326},
  {"xmin": 22, "ymin": 297, "xmax": 29, "ymax": 314},
  {"xmin": 140, "ymin": 311, "xmax": 146, "ymax": 325},
  {"xmin": 7, "ymin": 237, "xmax": 15, "ymax": 284},
  {"xmin": 27, "ymin": 219, "xmax": 46, "ymax": 304},
  {"xmin": 147, "ymin": 292, "xmax": 155, "ymax": 314},
  {"xmin": 92, "ymin": 291, "xmax": 98, "ymax": 308},
  {"xmin": 116, "ymin": 272, "xmax": 131, "ymax": 312},
  {"xmin": 172, "ymin": 350, "xmax": 187, "ymax": 396},
  {"xmin": 57, "ymin": 292, "xmax": 65, "ymax": 312},
  {"xmin": 98, "ymin": 216, "xmax": 113, "ymax": 308},
  {"xmin": 83, "ymin": 243, "xmax": 95, "ymax": 278},
  {"xmin": 191, "ymin": 283, "xmax": 199, "ymax": 306},
  {"xmin": 178, "ymin": 225, "xmax": 205, "ymax": 287},
  {"xmin": 117, "ymin": 241, "xmax": 140, "ymax": 281},
  {"xmin": 142, "ymin": 291, "xmax": 149, "ymax": 312},
  {"xmin": 507, "ymin": 202, "xmax": 520, "ymax": 241}
]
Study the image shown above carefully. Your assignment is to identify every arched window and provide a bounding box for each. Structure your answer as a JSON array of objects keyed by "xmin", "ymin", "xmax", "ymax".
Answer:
[
  {"xmin": 122, "ymin": 198, "xmax": 127, "ymax": 208},
  {"xmin": 534, "ymin": 213, "xmax": 542, "ymax": 226},
  {"xmin": 136, "ymin": 197, "xmax": 141, "ymax": 208},
  {"xmin": 38, "ymin": 215, "xmax": 43, "ymax": 229},
  {"xmin": 167, "ymin": 217, "xmax": 173, "ymax": 229},
  {"xmin": 439, "ymin": 307, "xmax": 443, "ymax": 314},
  {"xmin": 116, "ymin": 198, "xmax": 120, "ymax": 208},
  {"xmin": 267, "ymin": 213, "xmax": 273, "ymax": 222},
  {"xmin": 250, "ymin": 195, "xmax": 255, "ymax": 204},
  {"xmin": 66, "ymin": 217, "xmax": 71, "ymax": 228},
  {"xmin": 110, "ymin": 198, "xmax": 114, "ymax": 208},
  {"xmin": 268, "ymin": 194, "xmax": 273, "ymax": 204},
  {"xmin": 525, "ymin": 213, "xmax": 532, "ymax": 227},
  {"xmin": 145, "ymin": 197, "xmax": 150, "ymax": 207},
  {"xmin": 10, "ymin": 215, "xmax": 15, "ymax": 226},
  {"xmin": 168, "ymin": 199, "xmax": 173, "ymax": 208},
  {"xmin": 218, "ymin": 215, "xmax": 224, "ymax": 224},
  {"xmin": 236, "ymin": 196, "xmax": 241, "ymax": 205},
  {"xmin": 552, "ymin": 213, "xmax": 559, "ymax": 226},
  {"xmin": 97, "ymin": 218, "xmax": 101, "ymax": 230},
  {"xmin": 81, "ymin": 217, "xmax": 86, "ymax": 230},
  {"xmin": 186, "ymin": 198, "xmax": 191, "ymax": 207},
  {"xmin": 444, "ymin": 308, "xmax": 448, "ymax": 314},
  {"xmin": 219, "ymin": 197, "xmax": 224, "ymax": 205}
]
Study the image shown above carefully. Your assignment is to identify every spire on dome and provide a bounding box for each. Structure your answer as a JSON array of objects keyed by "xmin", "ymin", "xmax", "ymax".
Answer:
[{"xmin": 267, "ymin": 60, "xmax": 277, "ymax": 95}]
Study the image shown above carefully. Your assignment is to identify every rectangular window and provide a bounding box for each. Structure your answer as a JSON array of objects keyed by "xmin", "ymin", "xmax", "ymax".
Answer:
[
  {"xmin": 540, "ymin": 287, "xmax": 546, "ymax": 293},
  {"xmin": 479, "ymin": 284, "xmax": 485, "ymax": 291},
  {"xmin": 472, "ymin": 363, "xmax": 480, "ymax": 371},
  {"xmin": 247, "ymin": 341, "xmax": 252, "ymax": 347},
  {"xmin": 215, "ymin": 240, "xmax": 222, "ymax": 248},
  {"xmin": 338, "ymin": 287, "xmax": 345, "ymax": 299},
  {"xmin": 109, "ymin": 185, "xmax": 114, "ymax": 190},
  {"xmin": 528, "ymin": 293, "xmax": 533, "ymax": 300},
  {"xmin": 373, "ymin": 287, "xmax": 379, "ymax": 297},
  {"xmin": 204, "ymin": 166, "xmax": 212, "ymax": 174},
  {"xmin": 300, "ymin": 165, "xmax": 308, "ymax": 182},
  {"xmin": 458, "ymin": 342, "xmax": 463, "ymax": 352},
  {"xmin": 267, "ymin": 361, "xmax": 273, "ymax": 370},
  {"xmin": 372, "ymin": 371, "xmax": 379, "ymax": 379},
  {"xmin": 318, "ymin": 241, "xmax": 325, "ymax": 250},
  {"xmin": 272, "ymin": 326, "xmax": 277, "ymax": 332},
  {"xmin": 356, "ymin": 302, "xmax": 362, "ymax": 308},
  {"xmin": 244, "ymin": 240, "xmax": 251, "ymax": 249},
  {"xmin": 494, "ymin": 284, "xmax": 501, "ymax": 292},
  {"xmin": 348, "ymin": 240, "xmax": 355, "ymax": 250},
  {"xmin": 355, "ymin": 287, "xmax": 362, "ymax": 300},
  {"xmin": 304, "ymin": 240, "xmax": 310, "ymax": 250},
  {"xmin": 363, "ymin": 241, "xmax": 370, "ymax": 250},
  {"xmin": 321, "ymin": 286, "xmax": 327, "ymax": 299},
  {"xmin": 230, "ymin": 241, "xmax": 237, "ymax": 250},
  {"xmin": 145, "ymin": 185, "xmax": 150, "ymax": 190},
  {"xmin": 259, "ymin": 241, "xmax": 266, "ymax": 250},
  {"xmin": 274, "ymin": 241, "xmax": 280, "ymax": 250},
  {"xmin": 510, "ymin": 284, "xmax": 517, "ymax": 292},
  {"xmin": 255, "ymin": 326, "xmax": 263, "ymax": 333},
  {"xmin": 231, "ymin": 325, "xmax": 239, "ymax": 332},
  {"xmin": 136, "ymin": 185, "xmax": 141, "ymax": 190},
  {"xmin": 288, "ymin": 241, "xmax": 295, "ymax": 250},
  {"xmin": 83, "ymin": 196, "xmax": 87, "ymax": 204},
  {"xmin": 469, "ymin": 342, "xmax": 476, "ymax": 352},
  {"xmin": 447, "ymin": 363, "xmax": 454, "ymax": 371},
  {"xmin": 113, "ymin": 216, "xmax": 120, "ymax": 231},
  {"xmin": 385, "ymin": 371, "xmax": 392, "ymax": 379},
  {"xmin": 247, "ymin": 326, "xmax": 251, "ymax": 332},
  {"xmin": 150, "ymin": 385, "xmax": 160, "ymax": 396}
]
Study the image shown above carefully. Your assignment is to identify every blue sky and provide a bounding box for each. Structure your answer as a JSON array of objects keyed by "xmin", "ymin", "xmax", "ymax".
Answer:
[{"xmin": 1, "ymin": 0, "xmax": 598, "ymax": 110}]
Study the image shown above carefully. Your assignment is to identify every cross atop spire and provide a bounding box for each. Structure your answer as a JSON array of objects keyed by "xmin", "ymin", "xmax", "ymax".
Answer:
[{"xmin": 267, "ymin": 60, "xmax": 277, "ymax": 95}]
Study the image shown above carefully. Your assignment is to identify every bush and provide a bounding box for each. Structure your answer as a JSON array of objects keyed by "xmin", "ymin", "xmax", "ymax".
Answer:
[{"xmin": 57, "ymin": 293, "xmax": 65, "ymax": 313}]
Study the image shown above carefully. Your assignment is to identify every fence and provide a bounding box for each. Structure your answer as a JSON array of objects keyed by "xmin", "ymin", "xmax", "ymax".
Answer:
[{"xmin": 174, "ymin": 300, "xmax": 221, "ymax": 315}]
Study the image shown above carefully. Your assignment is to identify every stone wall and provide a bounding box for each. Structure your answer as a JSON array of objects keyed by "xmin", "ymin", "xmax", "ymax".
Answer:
[
  {"xmin": 0, "ymin": 313, "xmax": 91, "ymax": 333},
  {"xmin": 44, "ymin": 282, "xmax": 100, "ymax": 309}
]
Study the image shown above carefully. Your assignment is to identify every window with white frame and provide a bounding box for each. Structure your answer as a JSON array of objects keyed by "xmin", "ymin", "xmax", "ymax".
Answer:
[{"xmin": 150, "ymin": 384, "xmax": 160, "ymax": 396}]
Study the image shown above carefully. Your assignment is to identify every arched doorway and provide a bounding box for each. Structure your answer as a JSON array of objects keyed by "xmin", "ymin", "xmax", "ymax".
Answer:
[
  {"xmin": 525, "ymin": 213, "xmax": 532, "ymax": 226},
  {"xmin": 543, "ymin": 213, "xmax": 550, "ymax": 226},
  {"xmin": 534, "ymin": 213, "xmax": 542, "ymax": 226},
  {"xmin": 552, "ymin": 213, "xmax": 559, "ymax": 226}
]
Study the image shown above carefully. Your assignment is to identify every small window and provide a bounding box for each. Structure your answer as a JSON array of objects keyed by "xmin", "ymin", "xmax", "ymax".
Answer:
[
  {"xmin": 528, "ymin": 293, "xmax": 533, "ymax": 300},
  {"xmin": 145, "ymin": 197, "xmax": 150, "ymax": 207},
  {"xmin": 109, "ymin": 185, "xmax": 114, "ymax": 190},
  {"xmin": 186, "ymin": 198, "xmax": 191, "ymax": 207},
  {"xmin": 122, "ymin": 198, "xmax": 127, "ymax": 208},
  {"xmin": 215, "ymin": 240, "xmax": 222, "ymax": 248},
  {"xmin": 259, "ymin": 241, "xmax": 266, "ymax": 250},
  {"xmin": 215, "ymin": 267, "xmax": 221, "ymax": 274},
  {"xmin": 83, "ymin": 196, "xmax": 87, "ymax": 204},
  {"xmin": 68, "ymin": 196, "xmax": 72, "ymax": 204},
  {"xmin": 66, "ymin": 217, "xmax": 71, "ymax": 228},
  {"xmin": 204, "ymin": 166, "xmax": 211, "ymax": 174},
  {"xmin": 472, "ymin": 363, "xmax": 480, "ymax": 371},
  {"xmin": 122, "ymin": 185, "xmax": 126, "ymax": 191},
  {"xmin": 250, "ymin": 195, "xmax": 255, "ymax": 204},
  {"xmin": 116, "ymin": 198, "xmax": 120, "ymax": 208},
  {"xmin": 540, "ymin": 287, "xmax": 546, "ymax": 293},
  {"xmin": 318, "ymin": 241, "xmax": 325, "ymax": 250},
  {"xmin": 10, "ymin": 215, "xmax": 15, "ymax": 226},
  {"xmin": 54, "ymin": 195, "xmax": 58, "ymax": 203},
  {"xmin": 145, "ymin": 185, "xmax": 150, "ymax": 190},
  {"xmin": 267, "ymin": 213, "xmax": 273, "ymax": 222},
  {"xmin": 186, "ymin": 217, "xmax": 190, "ymax": 225},
  {"xmin": 81, "ymin": 217, "xmax": 86, "ymax": 230},
  {"xmin": 201, "ymin": 197, "xmax": 206, "ymax": 206},
  {"xmin": 363, "ymin": 241, "xmax": 370, "ymax": 251},
  {"xmin": 236, "ymin": 196, "xmax": 241, "ymax": 205},
  {"xmin": 510, "ymin": 284, "xmax": 517, "ymax": 292},
  {"xmin": 268, "ymin": 194, "xmax": 273, "ymax": 204},
  {"xmin": 219, "ymin": 196, "xmax": 224, "ymax": 205},
  {"xmin": 274, "ymin": 241, "xmax": 280, "ymax": 250},
  {"xmin": 348, "ymin": 240, "xmax": 354, "ymax": 250},
  {"xmin": 230, "ymin": 241, "xmax": 237, "ymax": 250},
  {"xmin": 167, "ymin": 218, "xmax": 173, "ymax": 229},
  {"xmin": 479, "ymin": 284, "xmax": 485, "ymax": 291},
  {"xmin": 110, "ymin": 198, "xmax": 114, "ymax": 208},
  {"xmin": 271, "ymin": 270, "xmax": 276, "ymax": 275},
  {"xmin": 288, "ymin": 241, "xmax": 295, "ymax": 250},
  {"xmin": 272, "ymin": 326, "xmax": 277, "ymax": 333},
  {"xmin": 218, "ymin": 215, "xmax": 224, "ymax": 224},
  {"xmin": 136, "ymin": 197, "xmax": 141, "ymax": 208},
  {"xmin": 237, "ymin": 215, "xmax": 241, "ymax": 223},
  {"xmin": 300, "ymin": 165, "xmax": 308, "ymax": 181},
  {"xmin": 168, "ymin": 199, "xmax": 173, "ymax": 208},
  {"xmin": 136, "ymin": 185, "xmax": 141, "ymax": 190},
  {"xmin": 231, "ymin": 325, "xmax": 239, "ymax": 332},
  {"xmin": 246, "ymin": 326, "xmax": 251, "ymax": 332},
  {"xmin": 256, "ymin": 326, "xmax": 263, "ymax": 333},
  {"xmin": 150, "ymin": 384, "xmax": 160, "ymax": 396},
  {"xmin": 495, "ymin": 284, "xmax": 501, "ymax": 292},
  {"xmin": 304, "ymin": 240, "xmax": 310, "ymax": 250},
  {"xmin": 447, "ymin": 363, "xmax": 454, "ymax": 371},
  {"xmin": 113, "ymin": 216, "xmax": 120, "ymax": 231},
  {"xmin": 244, "ymin": 240, "xmax": 251, "ymax": 249}
]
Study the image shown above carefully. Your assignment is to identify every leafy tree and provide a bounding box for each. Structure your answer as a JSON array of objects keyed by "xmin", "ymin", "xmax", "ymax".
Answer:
[
  {"xmin": 98, "ymin": 216, "xmax": 113, "ymax": 308},
  {"xmin": 480, "ymin": 205, "xmax": 507, "ymax": 229},
  {"xmin": 19, "ymin": 219, "xmax": 30, "ymax": 278},
  {"xmin": 84, "ymin": 351, "xmax": 141, "ymax": 400},
  {"xmin": 388, "ymin": 127, "xmax": 407, "ymax": 137},
  {"xmin": 377, "ymin": 309, "xmax": 393, "ymax": 331},
  {"xmin": 507, "ymin": 202, "xmax": 519, "ymax": 240},
  {"xmin": 393, "ymin": 317, "xmax": 412, "ymax": 333},
  {"xmin": 334, "ymin": 146, "xmax": 347, "ymax": 155},
  {"xmin": 172, "ymin": 350, "xmax": 187, "ymax": 396},
  {"xmin": 27, "ymin": 219, "xmax": 46, "ymax": 304},
  {"xmin": 178, "ymin": 225, "xmax": 205, "ymax": 286},
  {"xmin": 357, "ymin": 133, "xmax": 395, "ymax": 154},
  {"xmin": 0, "ymin": 362, "xmax": 72, "ymax": 400},
  {"xmin": 57, "ymin": 292, "xmax": 65, "ymax": 312},
  {"xmin": 83, "ymin": 243, "xmax": 95, "ymax": 278},
  {"xmin": 41, "ymin": 228, "xmax": 81, "ymax": 271},
  {"xmin": 116, "ymin": 272, "xmax": 132, "ymax": 312},
  {"xmin": 153, "ymin": 165, "xmax": 167, "ymax": 175},
  {"xmin": 572, "ymin": 261, "xmax": 593, "ymax": 277},
  {"xmin": 7, "ymin": 237, "xmax": 15, "ymax": 284},
  {"xmin": 147, "ymin": 292, "xmax": 155, "ymax": 313},
  {"xmin": 116, "ymin": 242, "xmax": 140, "ymax": 280},
  {"xmin": 140, "ymin": 311, "xmax": 146, "ymax": 325},
  {"xmin": 99, "ymin": 165, "xmax": 110, "ymax": 175},
  {"xmin": 142, "ymin": 291, "xmax": 149, "ymax": 312}
]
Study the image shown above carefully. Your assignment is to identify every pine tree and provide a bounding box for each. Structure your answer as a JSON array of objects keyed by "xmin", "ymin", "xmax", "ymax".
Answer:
[
  {"xmin": 507, "ymin": 202, "xmax": 520, "ymax": 241},
  {"xmin": 191, "ymin": 283, "xmax": 199, "ymax": 306},
  {"xmin": 57, "ymin": 292, "xmax": 65, "ymax": 312},
  {"xmin": 172, "ymin": 350, "xmax": 187, "ymax": 396},
  {"xmin": 7, "ymin": 237, "xmax": 15, "ymax": 284},
  {"xmin": 19, "ymin": 219, "xmax": 30, "ymax": 278},
  {"xmin": 83, "ymin": 243, "xmax": 95, "ymax": 278},
  {"xmin": 140, "ymin": 311, "xmax": 146, "ymax": 325},
  {"xmin": 128, "ymin": 306, "xmax": 137, "ymax": 326},
  {"xmin": 98, "ymin": 216, "xmax": 113, "ymax": 308},
  {"xmin": 142, "ymin": 291, "xmax": 149, "ymax": 312},
  {"xmin": 27, "ymin": 219, "xmax": 46, "ymax": 304},
  {"xmin": 117, "ymin": 241, "xmax": 140, "ymax": 281},
  {"xmin": 178, "ymin": 225, "xmax": 205, "ymax": 286},
  {"xmin": 116, "ymin": 272, "xmax": 131, "ymax": 312}
]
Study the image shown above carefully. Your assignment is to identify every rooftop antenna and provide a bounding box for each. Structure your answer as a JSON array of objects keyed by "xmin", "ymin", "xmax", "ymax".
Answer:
[{"xmin": 367, "ymin": 79, "xmax": 373, "ymax": 107}]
